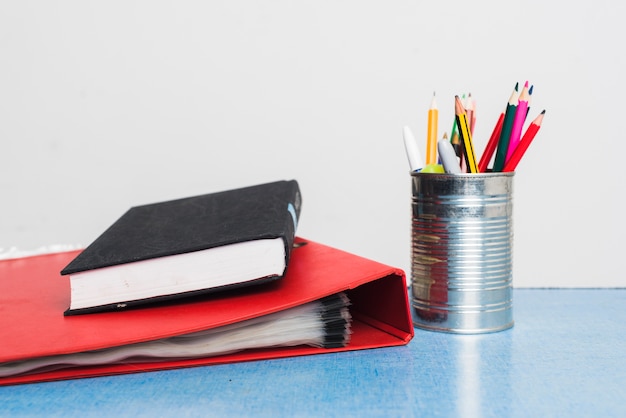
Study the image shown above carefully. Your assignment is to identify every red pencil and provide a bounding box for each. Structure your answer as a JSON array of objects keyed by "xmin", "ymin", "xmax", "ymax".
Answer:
[
  {"xmin": 502, "ymin": 110, "xmax": 545, "ymax": 172},
  {"xmin": 477, "ymin": 111, "xmax": 504, "ymax": 172}
]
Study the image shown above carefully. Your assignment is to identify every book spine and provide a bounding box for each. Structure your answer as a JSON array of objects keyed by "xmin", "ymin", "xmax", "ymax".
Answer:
[{"xmin": 282, "ymin": 181, "xmax": 302, "ymax": 270}]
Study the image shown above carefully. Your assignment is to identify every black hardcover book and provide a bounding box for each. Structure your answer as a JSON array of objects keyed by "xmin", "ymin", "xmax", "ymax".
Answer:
[{"xmin": 61, "ymin": 180, "xmax": 301, "ymax": 315}]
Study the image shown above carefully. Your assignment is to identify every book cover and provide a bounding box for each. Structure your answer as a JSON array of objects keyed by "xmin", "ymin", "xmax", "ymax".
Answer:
[
  {"xmin": 0, "ymin": 238, "xmax": 414, "ymax": 386},
  {"xmin": 60, "ymin": 180, "xmax": 302, "ymax": 314}
]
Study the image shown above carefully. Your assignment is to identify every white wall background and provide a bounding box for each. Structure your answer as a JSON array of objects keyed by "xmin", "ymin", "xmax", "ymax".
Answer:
[{"xmin": 1, "ymin": 1, "xmax": 623, "ymax": 287}]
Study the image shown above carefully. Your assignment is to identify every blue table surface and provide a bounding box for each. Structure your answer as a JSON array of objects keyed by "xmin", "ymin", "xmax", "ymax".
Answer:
[{"xmin": 1, "ymin": 289, "xmax": 625, "ymax": 418}]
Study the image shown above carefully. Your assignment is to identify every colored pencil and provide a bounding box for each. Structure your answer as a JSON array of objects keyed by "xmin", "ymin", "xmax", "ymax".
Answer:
[
  {"xmin": 526, "ymin": 84, "xmax": 534, "ymax": 117},
  {"xmin": 465, "ymin": 93, "xmax": 475, "ymax": 135},
  {"xmin": 449, "ymin": 93, "xmax": 465, "ymax": 146},
  {"xmin": 426, "ymin": 92, "xmax": 438, "ymax": 165},
  {"xmin": 493, "ymin": 83, "xmax": 520, "ymax": 172},
  {"xmin": 465, "ymin": 93, "xmax": 477, "ymax": 135},
  {"xmin": 503, "ymin": 110, "xmax": 545, "ymax": 172},
  {"xmin": 454, "ymin": 95, "xmax": 478, "ymax": 173},
  {"xmin": 450, "ymin": 130, "xmax": 461, "ymax": 157},
  {"xmin": 449, "ymin": 120, "xmax": 458, "ymax": 146},
  {"xmin": 505, "ymin": 81, "xmax": 530, "ymax": 163},
  {"xmin": 477, "ymin": 110, "xmax": 505, "ymax": 172}
]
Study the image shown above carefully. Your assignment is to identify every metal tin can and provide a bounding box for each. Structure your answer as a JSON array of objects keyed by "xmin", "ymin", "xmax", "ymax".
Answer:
[{"xmin": 410, "ymin": 172, "xmax": 514, "ymax": 333}]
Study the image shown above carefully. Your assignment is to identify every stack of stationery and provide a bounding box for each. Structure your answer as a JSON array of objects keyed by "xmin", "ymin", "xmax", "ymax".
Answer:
[{"xmin": 0, "ymin": 180, "xmax": 414, "ymax": 386}]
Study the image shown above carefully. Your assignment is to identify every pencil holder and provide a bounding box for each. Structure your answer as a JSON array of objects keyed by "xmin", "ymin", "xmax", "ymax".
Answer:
[{"xmin": 410, "ymin": 171, "xmax": 514, "ymax": 333}]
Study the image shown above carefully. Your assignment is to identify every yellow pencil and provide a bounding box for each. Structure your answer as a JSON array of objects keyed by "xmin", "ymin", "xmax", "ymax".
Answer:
[
  {"xmin": 426, "ymin": 92, "xmax": 438, "ymax": 165},
  {"xmin": 454, "ymin": 95, "xmax": 478, "ymax": 173}
]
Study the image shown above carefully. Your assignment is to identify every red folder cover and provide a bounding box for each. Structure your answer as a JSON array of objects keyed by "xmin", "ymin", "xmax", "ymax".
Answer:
[{"xmin": 0, "ymin": 237, "xmax": 413, "ymax": 386}]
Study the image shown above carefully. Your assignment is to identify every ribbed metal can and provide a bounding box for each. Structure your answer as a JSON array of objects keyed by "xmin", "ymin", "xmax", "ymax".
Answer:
[{"xmin": 410, "ymin": 171, "xmax": 514, "ymax": 333}]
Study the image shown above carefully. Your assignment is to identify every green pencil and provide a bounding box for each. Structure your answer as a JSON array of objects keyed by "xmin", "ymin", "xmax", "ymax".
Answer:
[{"xmin": 493, "ymin": 83, "xmax": 519, "ymax": 172}]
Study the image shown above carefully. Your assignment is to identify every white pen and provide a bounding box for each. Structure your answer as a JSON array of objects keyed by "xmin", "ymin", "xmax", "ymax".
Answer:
[
  {"xmin": 438, "ymin": 138, "xmax": 461, "ymax": 174},
  {"xmin": 403, "ymin": 126, "xmax": 423, "ymax": 172}
]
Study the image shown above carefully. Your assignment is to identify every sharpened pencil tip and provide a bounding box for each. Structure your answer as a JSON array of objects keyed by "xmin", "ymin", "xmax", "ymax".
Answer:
[
  {"xmin": 529, "ymin": 84, "xmax": 534, "ymax": 95},
  {"xmin": 429, "ymin": 92, "xmax": 437, "ymax": 108},
  {"xmin": 540, "ymin": 109, "xmax": 546, "ymax": 114},
  {"xmin": 515, "ymin": 82, "xmax": 519, "ymax": 91}
]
